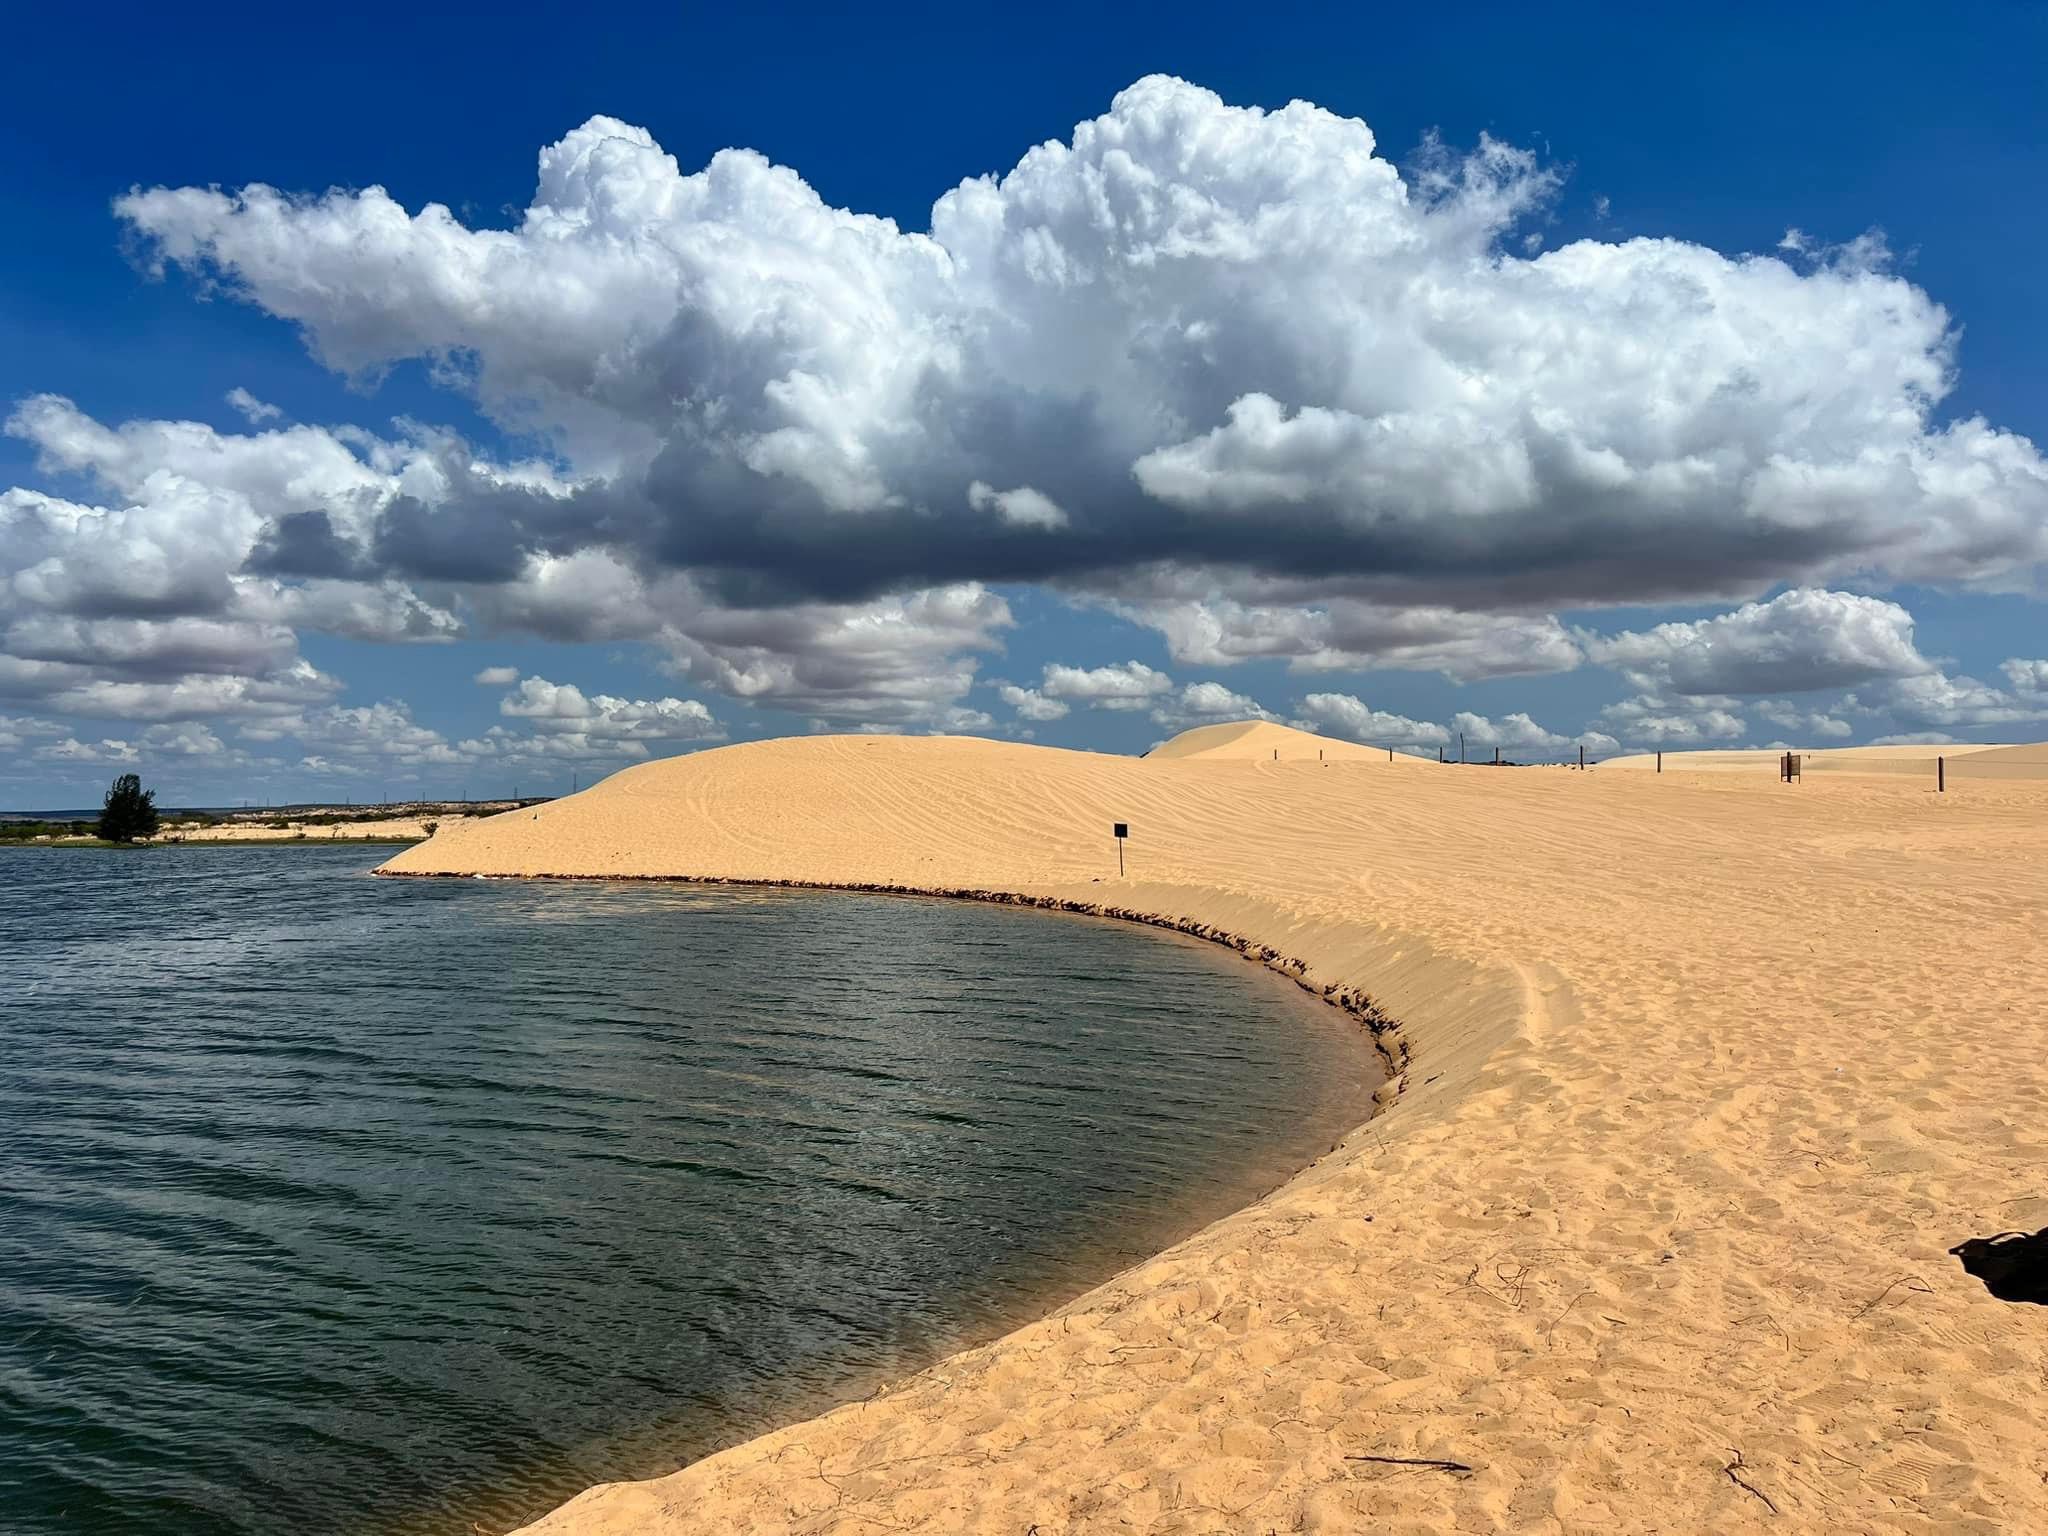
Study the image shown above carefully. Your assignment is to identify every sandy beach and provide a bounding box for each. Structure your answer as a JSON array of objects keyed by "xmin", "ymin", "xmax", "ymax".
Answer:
[
  {"xmin": 382, "ymin": 722, "xmax": 2048, "ymax": 1534},
  {"xmin": 162, "ymin": 815, "xmax": 440, "ymax": 843}
]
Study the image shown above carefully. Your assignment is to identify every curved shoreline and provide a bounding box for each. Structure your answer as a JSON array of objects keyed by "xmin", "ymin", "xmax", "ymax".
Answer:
[
  {"xmin": 376, "ymin": 731, "xmax": 2048, "ymax": 1533},
  {"xmin": 375, "ymin": 870, "xmax": 1413, "ymax": 1089},
  {"xmin": 376, "ymin": 867, "xmax": 1413, "ymax": 1532}
]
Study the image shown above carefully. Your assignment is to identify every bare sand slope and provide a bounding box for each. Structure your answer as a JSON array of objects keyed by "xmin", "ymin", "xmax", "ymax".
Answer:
[
  {"xmin": 1147, "ymin": 718, "xmax": 1436, "ymax": 762},
  {"xmin": 1950, "ymin": 743, "xmax": 2048, "ymax": 780},
  {"xmin": 1605, "ymin": 743, "xmax": 2040, "ymax": 779},
  {"xmin": 382, "ymin": 730, "xmax": 2048, "ymax": 1535}
]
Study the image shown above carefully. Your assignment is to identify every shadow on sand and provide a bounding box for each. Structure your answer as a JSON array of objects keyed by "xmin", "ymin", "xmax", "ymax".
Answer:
[{"xmin": 1951, "ymin": 1229, "xmax": 2048, "ymax": 1304}]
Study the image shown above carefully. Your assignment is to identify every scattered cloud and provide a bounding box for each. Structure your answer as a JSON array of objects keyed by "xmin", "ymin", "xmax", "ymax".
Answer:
[
  {"xmin": 498, "ymin": 675, "xmax": 722, "ymax": 749},
  {"xmin": 224, "ymin": 386, "xmax": 282, "ymax": 425},
  {"xmin": 1871, "ymin": 666, "xmax": 2048, "ymax": 729},
  {"xmin": 1150, "ymin": 680, "xmax": 1274, "ymax": 730},
  {"xmin": 1040, "ymin": 660, "xmax": 1175, "ymax": 710},
  {"xmin": 995, "ymin": 683, "xmax": 1068, "ymax": 721},
  {"xmin": 1111, "ymin": 587, "xmax": 1583, "ymax": 680},
  {"xmin": 1584, "ymin": 588, "xmax": 1932, "ymax": 697},
  {"xmin": 473, "ymin": 665, "xmax": 521, "ymax": 686},
  {"xmin": 1450, "ymin": 710, "xmax": 1573, "ymax": 753},
  {"xmin": 1601, "ymin": 694, "xmax": 1748, "ymax": 745},
  {"xmin": 1295, "ymin": 692, "xmax": 1449, "ymax": 746},
  {"xmin": 967, "ymin": 481, "xmax": 1068, "ymax": 531}
]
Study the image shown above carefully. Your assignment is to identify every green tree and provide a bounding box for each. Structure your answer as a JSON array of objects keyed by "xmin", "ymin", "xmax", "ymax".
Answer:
[{"xmin": 97, "ymin": 773, "xmax": 159, "ymax": 843}]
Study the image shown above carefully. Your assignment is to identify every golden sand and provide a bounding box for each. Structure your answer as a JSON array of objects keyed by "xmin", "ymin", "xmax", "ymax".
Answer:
[
  {"xmin": 163, "ymin": 815, "xmax": 440, "ymax": 842},
  {"xmin": 382, "ymin": 722, "xmax": 2048, "ymax": 1534}
]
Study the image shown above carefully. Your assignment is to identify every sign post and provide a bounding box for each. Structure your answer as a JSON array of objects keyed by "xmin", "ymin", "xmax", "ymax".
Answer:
[{"xmin": 1113, "ymin": 821, "xmax": 1128, "ymax": 877}]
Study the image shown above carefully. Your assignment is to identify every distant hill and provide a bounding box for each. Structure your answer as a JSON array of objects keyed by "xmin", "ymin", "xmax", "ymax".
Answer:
[
  {"xmin": 1146, "ymin": 719, "xmax": 1437, "ymax": 762},
  {"xmin": 1603, "ymin": 742, "xmax": 2047, "ymax": 779}
]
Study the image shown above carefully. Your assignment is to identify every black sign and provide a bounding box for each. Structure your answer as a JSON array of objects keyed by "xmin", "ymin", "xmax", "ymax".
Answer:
[{"xmin": 1112, "ymin": 822, "xmax": 1128, "ymax": 838}]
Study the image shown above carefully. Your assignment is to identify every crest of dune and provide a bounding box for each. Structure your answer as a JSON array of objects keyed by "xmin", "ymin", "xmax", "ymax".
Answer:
[{"xmin": 1145, "ymin": 719, "xmax": 1439, "ymax": 761}]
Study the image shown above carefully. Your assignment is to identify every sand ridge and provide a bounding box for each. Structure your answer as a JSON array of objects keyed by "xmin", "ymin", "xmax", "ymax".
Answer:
[{"xmin": 382, "ymin": 730, "xmax": 2048, "ymax": 1534}]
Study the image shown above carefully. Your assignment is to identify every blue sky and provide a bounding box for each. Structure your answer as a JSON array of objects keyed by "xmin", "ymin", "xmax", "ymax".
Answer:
[{"xmin": 2, "ymin": 2, "xmax": 2044, "ymax": 807}]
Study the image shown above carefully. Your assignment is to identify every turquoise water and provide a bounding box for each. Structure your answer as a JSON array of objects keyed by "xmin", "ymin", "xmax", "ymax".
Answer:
[{"xmin": 0, "ymin": 847, "xmax": 1374, "ymax": 1534}]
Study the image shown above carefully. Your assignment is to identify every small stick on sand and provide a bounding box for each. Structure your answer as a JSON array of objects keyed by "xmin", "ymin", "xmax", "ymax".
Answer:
[
  {"xmin": 1723, "ymin": 1450, "xmax": 1779, "ymax": 1515},
  {"xmin": 1345, "ymin": 1454, "xmax": 1474, "ymax": 1474},
  {"xmin": 1852, "ymin": 1275, "xmax": 1933, "ymax": 1318}
]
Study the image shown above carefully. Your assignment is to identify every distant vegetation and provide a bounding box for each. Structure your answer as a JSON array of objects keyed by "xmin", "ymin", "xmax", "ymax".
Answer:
[
  {"xmin": 0, "ymin": 819, "xmax": 95, "ymax": 842},
  {"xmin": 97, "ymin": 774, "xmax": 159, "ymax": 843}
]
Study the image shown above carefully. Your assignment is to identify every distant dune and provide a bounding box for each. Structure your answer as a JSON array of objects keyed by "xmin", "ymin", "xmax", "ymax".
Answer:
[
  {"xmin": 1145, "ymin": 718, "xmax": 1435, "ymax": 762},
  {"xmin": 1606, "ymin": 741, "xmax": 2048, "ymax": 779},
  {"xmin": 383, "ymin": 724, "xmax": 2048, "ymax": 1535}
]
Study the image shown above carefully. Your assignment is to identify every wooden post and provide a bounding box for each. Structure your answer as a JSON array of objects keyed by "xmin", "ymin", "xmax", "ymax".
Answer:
[
  {"xmin": 1388, "ymin": 746, "xmax": 1393, "ymax": 762},
  {"xmin": 1460, "ymin": 731, "xmax": 1465, "ymax": 764},
  {"xmin": 1656, "ymin": 750, "xmax": 1662, "ymax": 773},
  {"xmin": 1439, "ymin": 745, "xmax": 1444, "ymax": 762},
  {"xmin": 1579, "ymin": 743, "xmax": 1585, "ymax": 771},
  {"xmin": 1493, "ymin": 746, "xmax": 1501, "ymax": 766},
  {"xmin": 1938, "ymin": 755, "xmax": 1945, "ymax": 793}
]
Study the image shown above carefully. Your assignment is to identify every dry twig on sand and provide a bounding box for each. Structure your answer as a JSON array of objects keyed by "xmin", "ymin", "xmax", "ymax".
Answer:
[
  {"xmin": 1724, "ymin": 1450, "xmax": 1779, "ymax": 1515},
  {"xmin": 1346, "ymin": 1454, "xmax": 1475, "ymax": 1474},
  {"xmin": 1853, "ymin": 1275, "xmax": 1934, "ymax": 1319}
]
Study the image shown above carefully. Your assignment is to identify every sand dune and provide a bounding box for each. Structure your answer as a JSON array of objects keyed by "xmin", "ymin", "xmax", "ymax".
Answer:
[
  {"xmin": 1605, "ymin": 742, "xmax": 2044, "ymax": 779},
  {"xmin": 382, "ymin": 726, "xmax": 2048, "ymax": 1534},
  {"xmin": 1146, "ymin": 718, "xmax": 1435, "ymax": 762},
  {"xmin": 1950, "ymin": 743, "xmax": 2048, "ymax": 779}
]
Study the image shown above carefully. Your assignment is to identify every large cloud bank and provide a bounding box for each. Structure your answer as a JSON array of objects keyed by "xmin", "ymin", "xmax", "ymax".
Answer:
[
  {"xmin": 114, "ymin": 75, "xmax": 2044, "ymax": 617},
  {"xmin": 3, "ymin": 76, "xmax": 2046, "ymax": 781}
]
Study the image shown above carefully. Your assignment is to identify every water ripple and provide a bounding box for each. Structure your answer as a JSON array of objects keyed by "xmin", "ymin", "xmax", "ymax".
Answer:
[{"xmin": 0, "ymin": 846, "xmax": 1374, "ymax": 1535}]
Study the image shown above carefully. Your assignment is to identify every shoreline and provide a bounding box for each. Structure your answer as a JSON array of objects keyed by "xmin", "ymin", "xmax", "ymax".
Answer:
[
  {"xmin": 428, "ymin": 878, "xmax": 1395, "ymax": 1536},
  {"xmin": 374, "ymin": 870, "xmax": 1413, "ymax": 1093},
  {"xmin": 376, "ymin": 729, "xmax": 2048, "ymax": 1533}
]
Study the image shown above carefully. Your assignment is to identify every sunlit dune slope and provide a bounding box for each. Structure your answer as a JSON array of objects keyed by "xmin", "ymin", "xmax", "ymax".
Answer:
[
  {"xmin": 1144, "ymin": 718, "xmax": 1436, "ymax": 762},
  {"xmin": 1605, "ymin": 741, "xmax": 2046, "ymax": 779}
]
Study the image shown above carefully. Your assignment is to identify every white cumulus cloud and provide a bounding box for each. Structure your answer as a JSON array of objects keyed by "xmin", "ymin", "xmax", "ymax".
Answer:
[
  {"xmin": 1296, "ymin": 692, "xmax": 1449, "ymax": 746},
  {"xmin": 1585, "ymin": 588, "xmax": 1933, "ymax": 697}
]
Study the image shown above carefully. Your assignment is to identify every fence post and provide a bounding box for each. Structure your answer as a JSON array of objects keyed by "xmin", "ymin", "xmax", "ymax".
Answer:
[
  {"xmin": 1657, "ymin": 750, "xmax": 1662, "ymax": 773},
  {"xmin": 1938, "ymin": 755, "xmax": 1945, "ymax": 793}
]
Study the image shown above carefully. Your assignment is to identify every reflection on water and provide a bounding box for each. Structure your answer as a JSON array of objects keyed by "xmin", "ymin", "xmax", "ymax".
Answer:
[{"xmin": 0, "ymin": 847, "xmax": 1374, "ymax": 1535}]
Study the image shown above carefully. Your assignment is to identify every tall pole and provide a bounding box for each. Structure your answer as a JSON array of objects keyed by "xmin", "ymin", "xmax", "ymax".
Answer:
[
  {"xmin": 1938, "ymin": 755, "xmax": 1946, "ymax": 794},
  {"xmin": 1460, "ymin": 731, "xmax": 1465, "ymax": 764}
]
